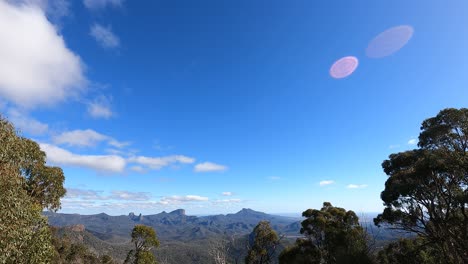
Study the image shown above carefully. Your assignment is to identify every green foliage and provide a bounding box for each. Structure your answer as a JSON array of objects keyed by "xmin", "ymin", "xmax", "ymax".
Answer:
[
  {"xmin": 280, "ymin": 202, "xmax": 372, "ymax": 264},
  {"xmin": 0, "ymin": 115, "xmax": 65, "ymax": 212},
  {"xmin": 0, "ymin": 165, "xmax": 55, "ymax": 263},
  {"xmin": 0, "ymin": 115, "xmax": 62, "ymax": 263},
  {"xmin": 279, "ymin": 238, "xmax": 321, "ymax": 264},
  {"xmin": 375, "ymin": 108, "xmax": 468, "ymax": 263},
  {"xmin": 136, "ymin": 251, "xmax": 158, "ymax": 264},
  {"xmin": 245, "ymin": 221, "xmax": 280, "ymax": 264},
  {"xmin": 132, "ymin": 225, "xmax": 160, "ymax": 251},
  {"xmin": 24, "ymin": 162, "xmax": 66, "ymax": 212},
  {"xmin": 50, "ymin": 227, "xmax": 118, "ymax": 264},
  {"xmin": 50, "ymin": 226, "xmax": 119, "ymax": 264},
  {"xmin": 377, "ymin": 238, "xmax": 441, "ymax": 264},
  {"xmin": 125, "ymin": 225, "xmax": 160, "ymax": 264}
]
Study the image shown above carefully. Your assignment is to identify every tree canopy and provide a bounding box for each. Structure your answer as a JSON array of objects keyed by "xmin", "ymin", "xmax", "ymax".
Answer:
[
  {"xmin": 280, "ymin": 202, "xmax": 372, "ymax": 264},
  {"xmin": 0, "ymin": 114, "xmax": 66, "ymax": 263},
  {"xmin": 0, "ymin": 115, "xmax": 65, "ymax": 211},
  {"xmin": 377, "ymin": 238, "xmax": 439, "ymax": 264},
  {"xmin": 245, "ymin": 221, "xmax": 280, "ymax": 264},
  {"xmin": 374, "ymin": 108, "xmax": 468, "ymax": 263},
  {"xmin": 125, "ymin": 225, "xmax": 160, "ymax": 264}
]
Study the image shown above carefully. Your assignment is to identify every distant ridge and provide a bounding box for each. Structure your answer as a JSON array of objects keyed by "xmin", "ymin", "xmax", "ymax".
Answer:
[
  {"xmin": 45, "ymin": 208, "xmax": 300, "ymax": 242},
  {"xmin": 169, "ymin": 209, "xmax": 186, "ymax": 216}
]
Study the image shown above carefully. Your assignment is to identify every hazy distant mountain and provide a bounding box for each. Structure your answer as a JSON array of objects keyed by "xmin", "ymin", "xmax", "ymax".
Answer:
[{"xmin": 45, "ymin": 208, "xmax": 301, "ymax": 243}]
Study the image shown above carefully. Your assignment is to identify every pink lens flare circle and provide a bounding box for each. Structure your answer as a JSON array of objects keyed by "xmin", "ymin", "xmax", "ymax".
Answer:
[
  {"xmin": 329, "ymin": 56, "xmax": 359, "ymax": 79},
  {"xmin": 366, "ymin": 25, "xmax": 414, "ymax": 58}
]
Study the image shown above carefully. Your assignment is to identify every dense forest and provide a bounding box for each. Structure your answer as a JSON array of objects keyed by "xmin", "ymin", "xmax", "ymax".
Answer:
[{"xmin": 1, "ymin": 108, "xmax": 467, "ymax": 263}]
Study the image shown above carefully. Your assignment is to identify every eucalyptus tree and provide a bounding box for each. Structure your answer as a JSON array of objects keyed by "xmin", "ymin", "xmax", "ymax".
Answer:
[
  {"xmin": 280, "ymin": 202, "xmax": 372, "ymax": 264},
  {"xmin": 0, "ymin": 115, "xmax": 66, "ymax": 263},
  {"xmin": 375, "ymin": 108, "xmax": 468, "ymax": 263},
  {"xmin": 245, "ymin": 221, "xmax": 280, "ymax": 264},
  {"xmin": 125, "ymin": 225, "xmax": 160, "ymax": 264}
]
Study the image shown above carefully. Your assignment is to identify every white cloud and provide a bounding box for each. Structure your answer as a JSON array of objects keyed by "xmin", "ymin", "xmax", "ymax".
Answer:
[
  {"xmin": 222, "ymin": 192, "xmax": 233, "ymax": 196},
  {"xmin": 159, "ymin": 195, "xmax": 209, "ymax": 205},
  {"xmin": 108, "ymin": 139, "xmax": 130, "ymax": 148},
  {"xmin": 65, "ymin": 188, "xmax": 103, "ymax": 200},
  {"xmin": 90, "ymin": 24, "xmax": 120, "ymax": 49},
  {"xmin": 83, "ymin": 0, "xmax": 123, "ymax": 10},
  {"xmin": 53, "ymin": 129, "xmax": 107, "ymax": 147},
  {"xmin": 408, "ymin": 139, "xmax": 417, "ymax": 145},
  {"xmin": 194, "ymin": 162, "xmax": 227, "ymax": 173},
  {"xmin": 106, "ymin": 148, "xmax": 125, "ymax": 155},
  {"xmin": 60, "ymin": 193, "xmax": 215, "ymax": 214},
  {"xmin": 130, "ymin": 165, "xmax": 145, "ymax": 173},
  {"xmin": 40, "ymin": 143, "xmax": 126, "ymax": 173},
  {"xmin": 346, "ymin": 184, "xmax": 368, "ymax": 189},
  {"xmin": 389, "ymin": 144, "xmax": 400, "ymax": 149},
  {"xmin": 52, "ymin": 129, "xmax": 129, "ymax": 149},
  {"xmin": 59, "ymin": 200, "xmax": 159, "ymax": 214},
  {"xmin": 109, "ymin": 191, "xmax": 150, "ymax": 201},
  {"xmin": 9, "ymin": 0, "xmax": 70, "ymax": 22},
  {"xmin": 7, "ymin": 108, "xmax": 48, "ymax": 135},
  {"xmin": 43, "ymin": 0, "xmax": 70, "ymax": 21},
  {"xmin": 0, "ymin": 1, "xmax": 86, "ymax": 108},
  {"xmin": 65, "ymin": 188, "xmax": 151, "ymax": 201},
  {"xmin": 129, "ymin": 155, "xmax": 195, "ymax": 170},
  {"xmin": 319, "ymin": 180, "xmax": 334, "ymax": 186},
  {"xmin": 214, "ymin": 199, "xmax": 241, "ymax": 204},
  {"xmin": 87, "ymin": 101, "xmax": 113, "ymax": 119}
]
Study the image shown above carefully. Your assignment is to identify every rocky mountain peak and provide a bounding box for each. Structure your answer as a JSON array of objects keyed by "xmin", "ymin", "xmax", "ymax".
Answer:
[{"xmin": 169, "ymin": 209, "xmax": 186, "ymax": 216}]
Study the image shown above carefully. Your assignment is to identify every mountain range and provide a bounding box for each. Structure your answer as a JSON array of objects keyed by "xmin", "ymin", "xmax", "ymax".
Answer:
[
  {"xmin": 46, "ymin": 208, "xmax": 301, "ymax": 243},
  {"xmin": 45, "ymin": 209, "xmax": 407, "ymax": 263}
]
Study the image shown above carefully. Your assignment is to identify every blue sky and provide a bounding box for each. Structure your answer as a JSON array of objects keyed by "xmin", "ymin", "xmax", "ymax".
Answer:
[{"xmin": 1, "ymin": 0, "xmax": 467, "ymax": 215}]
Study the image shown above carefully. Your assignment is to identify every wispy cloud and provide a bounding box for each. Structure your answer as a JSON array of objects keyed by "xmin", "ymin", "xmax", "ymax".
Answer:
[
  {"xmin": 0, "ymin": 1, "xmax": 86, "ymax": 108},
  {"xmin": 159, "ymin": 195, "xmax": 209, "ymax": 205},
  {"xmin": 90, "ymin": 24, "xmax": 120, "ymax": 49},
  {"xmin": 65, "ymin": 188, "xmax": 104, "ymax": 200},
  {"xmin": 130, "ymin": 165, "xmax": 146, "ymax": 173},
  {"xmin": 12, "ymin": 0, "xmax": 71, "ymax": 22},
  {"xmin": 267, "ymin": 176, "xmax": 281, "ymax": 181},
  {"xmin": 40, "ymin": 143, "xmax": 126, "ymax": 173},
  {"xmin": 213, "ymin": 199, "xmax": 241, "ymax": 204},
  {"xmin": 319, "ymin": 180, "xmax": 335, "ymax": 186},
  {"xmin": 7, "ymin": 108, "xmax": 48, "ymax": 135},
  {"xmin": 129, "ymin": 155, "xmax": 195, "ymax": 170},
  {"xmin": 222, "ymin": 192, "xmax": 233, "ymax": 196},
  {"xmin": 53, "ymin": 129, "xmax": 107, "ymax": 147},
  {"xmin": 87, "ymin": 100, "xmax": 113, "ymax": 119},
  {"xmin": 83, "ymin": 0, "xmax": 124, "ymax": 10},
  {"xmin": 346, "ymin": 184, "xmax": 368, "ymax": 189},
  {"xmin": 108, "ymin": 191, "xmax": 151, "ymax": 201},
  {"xmin": 52, "ymin": 129, "xmax": 129, "ymax": 148},
  {"xmin": 61, "ymin": 192, "xmax": 225, "ymax": 214},
  {"xmin": 194, "ymin": 162, "xmax": 227, "ymax": 173},
  {"xmin": 65, "ymin": 188, "xmax": 151, "ymax": 201},
  {"xmin": 44, "ymin": 0, "xmax": 70, "ymax": 22},
  {"xmin": 42, "ymin": 141, "xmax": 195, "ymax": 173},
  {"xmin": 408, "ymin": 138, "xmax": 417, "ymax": 145},
  {"xmin": 108, "ymin": 139, "xmax": 130, "ymax": 148}
]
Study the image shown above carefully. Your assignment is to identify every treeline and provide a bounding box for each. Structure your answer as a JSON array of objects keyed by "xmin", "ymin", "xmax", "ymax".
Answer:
[{"xmin": 1, "ymin": 108, "xmax": 467, "ymax": 264}]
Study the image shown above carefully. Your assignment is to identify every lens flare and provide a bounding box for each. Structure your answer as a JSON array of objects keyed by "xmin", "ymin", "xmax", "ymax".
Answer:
[
  {"xmin": 329, "ymin": 56, "xmax": 359, "ymax": 79},
  {"xmin": 366, "ymin": 25, "xmax": 414, "ymax": 58}
]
